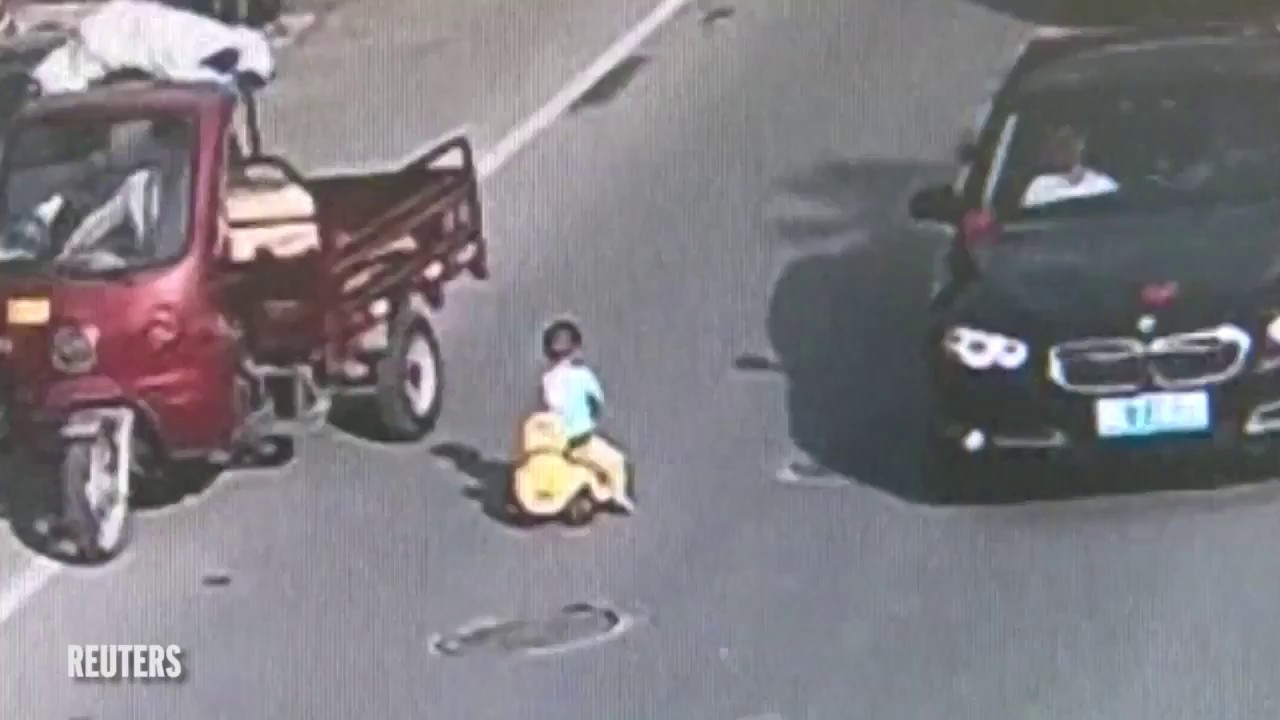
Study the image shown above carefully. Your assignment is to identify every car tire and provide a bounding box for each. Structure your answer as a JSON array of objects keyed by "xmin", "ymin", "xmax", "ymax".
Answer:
[{"xmin": 373, "ymin": 310, "xmax": 444, "ymax": 442}]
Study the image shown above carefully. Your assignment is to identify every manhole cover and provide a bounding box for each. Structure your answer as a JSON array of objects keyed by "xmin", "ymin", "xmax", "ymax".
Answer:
[{"xmin": 430, "ymin": 603, "xmax": 628, "ymax": 658}]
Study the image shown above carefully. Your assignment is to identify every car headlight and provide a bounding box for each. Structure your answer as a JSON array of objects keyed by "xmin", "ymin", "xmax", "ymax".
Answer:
[
  {"xmin": 942, "ymin": 326, "xmax": 1029, "ymax": 370},
  {"xmin": 1266, "ymin": 315, "xmax": 1280, "ymax": 345}
]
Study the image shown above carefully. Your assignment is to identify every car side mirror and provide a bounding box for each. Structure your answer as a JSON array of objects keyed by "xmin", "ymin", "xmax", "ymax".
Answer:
[{"xmin": 908, "ymin": 184, "xmax": 961, "ymax": 225}]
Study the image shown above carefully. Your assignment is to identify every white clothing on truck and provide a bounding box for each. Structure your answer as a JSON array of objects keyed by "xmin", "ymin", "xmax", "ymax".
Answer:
[{"xmin": 32, "ymin": 0, "xmax": 274, "ymax": 95}]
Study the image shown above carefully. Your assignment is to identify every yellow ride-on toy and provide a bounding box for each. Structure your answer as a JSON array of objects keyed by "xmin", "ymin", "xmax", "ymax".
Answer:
[{"xmin": 506, "ymin": 412, "xmax": 633, "ymax": 526}]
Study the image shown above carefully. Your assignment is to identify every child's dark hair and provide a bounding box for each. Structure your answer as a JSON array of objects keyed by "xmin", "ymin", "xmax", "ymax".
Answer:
[{"xmin": 542, "ymin": 319, "xmax": 583, "ymax": 360}]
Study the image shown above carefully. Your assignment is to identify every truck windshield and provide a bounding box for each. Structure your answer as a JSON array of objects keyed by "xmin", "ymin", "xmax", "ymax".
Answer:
[{"xmin": 0, "ymin": 113, "xmax": 194, "ymax": 277}]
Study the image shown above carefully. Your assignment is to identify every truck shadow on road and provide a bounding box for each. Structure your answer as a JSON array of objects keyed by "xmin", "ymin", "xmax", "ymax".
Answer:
[
  {"xmin": 0, "ymin": 449, "xmax": 63, "ymax": 556},
  {"xmin": 0, "ymin": 449, "xmax": 220, "ymax": 564},
  {"xmin": 965, "ymin": 0, "xmax": 1279, "ymax": 26},
  {"xmin": 327, "ymin": 400, "xmax": 403, "ymax": 444}
]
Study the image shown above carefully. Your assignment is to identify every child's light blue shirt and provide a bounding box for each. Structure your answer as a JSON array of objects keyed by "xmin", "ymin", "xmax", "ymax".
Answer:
[{"xmin": 542, "ymin": 361, "xmax": 604, "ymax": 439}]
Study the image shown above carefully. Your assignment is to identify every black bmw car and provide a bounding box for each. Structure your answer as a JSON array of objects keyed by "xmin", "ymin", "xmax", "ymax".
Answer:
[{"xmin": 910, "ymin": 23, "xmax": 1280, "ymax": 482}]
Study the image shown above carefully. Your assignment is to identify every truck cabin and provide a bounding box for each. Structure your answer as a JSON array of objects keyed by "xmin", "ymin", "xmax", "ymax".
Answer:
[
  {"xmin": 0, "ymin": 77, "xmax": 319, "ymax": 275},
  {"xmin": 0, "ymin": 81, "xmax": 210, "ymax": 275}
]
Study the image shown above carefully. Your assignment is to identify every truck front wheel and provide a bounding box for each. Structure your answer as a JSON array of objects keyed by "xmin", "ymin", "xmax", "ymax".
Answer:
[{"xmin": 61, "ymin": 421, "xmax": 135, "ymax": 563}]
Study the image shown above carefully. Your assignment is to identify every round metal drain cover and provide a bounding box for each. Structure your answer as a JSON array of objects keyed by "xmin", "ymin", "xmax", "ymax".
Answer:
[{"xmin": 431, "ymin": 603, "xmax": 624, "ymax": 657}]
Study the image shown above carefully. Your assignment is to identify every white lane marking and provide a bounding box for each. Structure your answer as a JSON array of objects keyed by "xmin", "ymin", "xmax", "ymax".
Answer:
[
  {"xmin": 0, "ymin": 0, "xmax": 691, "ymax": 629},
  {"xmin": 476, "ymin": 0, "xmax": 691, "ymax": 178},
  {"xmin": 0, "ymin": 556, "xmax": 61, "ymax": 626}
]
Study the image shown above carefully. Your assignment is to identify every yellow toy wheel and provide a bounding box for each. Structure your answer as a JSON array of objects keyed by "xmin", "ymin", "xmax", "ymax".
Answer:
[{"xmin": 562, "ymin": 491, "xmax": 595, "ymax": 527}]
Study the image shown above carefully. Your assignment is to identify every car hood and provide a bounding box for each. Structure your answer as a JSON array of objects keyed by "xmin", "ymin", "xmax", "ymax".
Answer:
[{"xmin": 961, "ymin": 204, "xmax": 1280, "ymax": 337}]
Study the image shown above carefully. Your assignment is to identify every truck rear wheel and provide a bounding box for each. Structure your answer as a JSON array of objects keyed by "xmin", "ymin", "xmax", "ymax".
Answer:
[{"xmin": 374, "ymin": 310, "xmax": 444, "ymax": 441}]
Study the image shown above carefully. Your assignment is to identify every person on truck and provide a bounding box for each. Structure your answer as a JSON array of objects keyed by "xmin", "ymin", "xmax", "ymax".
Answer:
[{"xmin": 32, "ymin": 0, "xmax": 275, "ymax": 95}]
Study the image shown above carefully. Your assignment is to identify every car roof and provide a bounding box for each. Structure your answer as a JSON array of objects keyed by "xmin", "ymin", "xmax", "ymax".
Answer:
[{"xmin": 1013, "ymin": 24, "xmax": 1280, "ymax": 96}]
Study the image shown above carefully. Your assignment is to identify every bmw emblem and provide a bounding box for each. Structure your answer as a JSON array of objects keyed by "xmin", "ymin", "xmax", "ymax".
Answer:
[{"xmin": 1137, "ymin": 314, "xmax": 1157, "ymax": 334}]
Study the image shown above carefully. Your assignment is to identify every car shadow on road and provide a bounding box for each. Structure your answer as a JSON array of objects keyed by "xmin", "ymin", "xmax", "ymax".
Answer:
[
  {"xmin": 429, "ymin": 441, "xmax": 517, "ymax": 524},
  {"xmin": 757, "ymin": 158, "xmax": 944, "ymax": 503},
  {"xmin": 963, "ymin": 0, "xmax": 1279, "ymax": 26}
]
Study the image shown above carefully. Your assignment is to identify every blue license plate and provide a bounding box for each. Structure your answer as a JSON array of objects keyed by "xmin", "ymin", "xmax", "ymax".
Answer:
[{"xmin": 1095, "ymin": 391, "xmax": 1210, "ymax": 438}]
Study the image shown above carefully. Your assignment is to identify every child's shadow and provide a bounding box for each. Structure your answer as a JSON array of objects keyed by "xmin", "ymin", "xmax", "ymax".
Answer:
[{"xmin": 430, "ymin": 442, "xmax": 515, "ymax": 523}]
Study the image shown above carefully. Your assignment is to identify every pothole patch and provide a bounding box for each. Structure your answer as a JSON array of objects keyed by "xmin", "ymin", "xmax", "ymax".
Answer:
[
  {"xmin": 732, "ymin": 352, "xmax": 782, "ymax": 374},
  {"xmin": 429, "ymin": 602, "xmax": 635, "ymax": 658},
  {"xmin": 775, "ymin": 453, "xmax": 848, "ymax": 488},
  {"xmin": 570, "ymin": 55, "xmax": 651, "ymax": 112},
  {"xmin": 697, "ymin": 4, "xmax": 736, "ymax": 30},
  {"xmin": 201, "ymin": 572, "xmax": 232, "ymax": 588}
]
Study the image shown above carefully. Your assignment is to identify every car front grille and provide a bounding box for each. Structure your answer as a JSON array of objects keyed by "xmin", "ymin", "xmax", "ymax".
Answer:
[{"xmin": 1047, "ymin": 325, "xmax": 1251, "ymax": 394}]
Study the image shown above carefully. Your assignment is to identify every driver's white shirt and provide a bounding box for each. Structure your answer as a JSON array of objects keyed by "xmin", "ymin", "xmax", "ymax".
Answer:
[
  {"xmin": 59, "ymin": 168, "xmax": 159, "ymax": 257},
  {"xmin": 1021, "ymin": 169, "xmax": 1119, "ymax": 208}
]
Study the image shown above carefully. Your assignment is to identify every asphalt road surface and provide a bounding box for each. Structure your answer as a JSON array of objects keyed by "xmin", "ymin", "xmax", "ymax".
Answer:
[{"xmin": 7, "ymin": 0, "xmax": 1280, "ymax": 718}]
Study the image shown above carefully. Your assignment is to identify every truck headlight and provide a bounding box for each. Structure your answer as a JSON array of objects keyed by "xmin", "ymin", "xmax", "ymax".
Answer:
[
  {"xmin": 943, "ymin": 326, "xmax": 1029, "ymax": 370},
  {"xmin": 51, "ymin": 324, "xmax": 98, "ymax": 374}
]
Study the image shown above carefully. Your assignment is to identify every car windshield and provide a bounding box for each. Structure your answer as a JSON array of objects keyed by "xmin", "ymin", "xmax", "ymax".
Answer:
[
  {"xmin": 0, "ymin": 113, "xmax": 194, "ymax": 277},
  {"xmin": 990, "ymin": 77, "xmax": 1280, "ymax": 219}
]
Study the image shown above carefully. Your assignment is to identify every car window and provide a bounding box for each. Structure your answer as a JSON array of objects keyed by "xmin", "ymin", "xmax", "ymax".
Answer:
[{"xmin": 990, "ymin": 79, "xmax": 1280, "ymax": 218}]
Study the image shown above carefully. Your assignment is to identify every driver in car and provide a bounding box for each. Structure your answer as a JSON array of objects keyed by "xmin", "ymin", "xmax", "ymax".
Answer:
[{"xmin": 1021, "ymin": 124, "xmax": 1119, "ymax": 209}]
